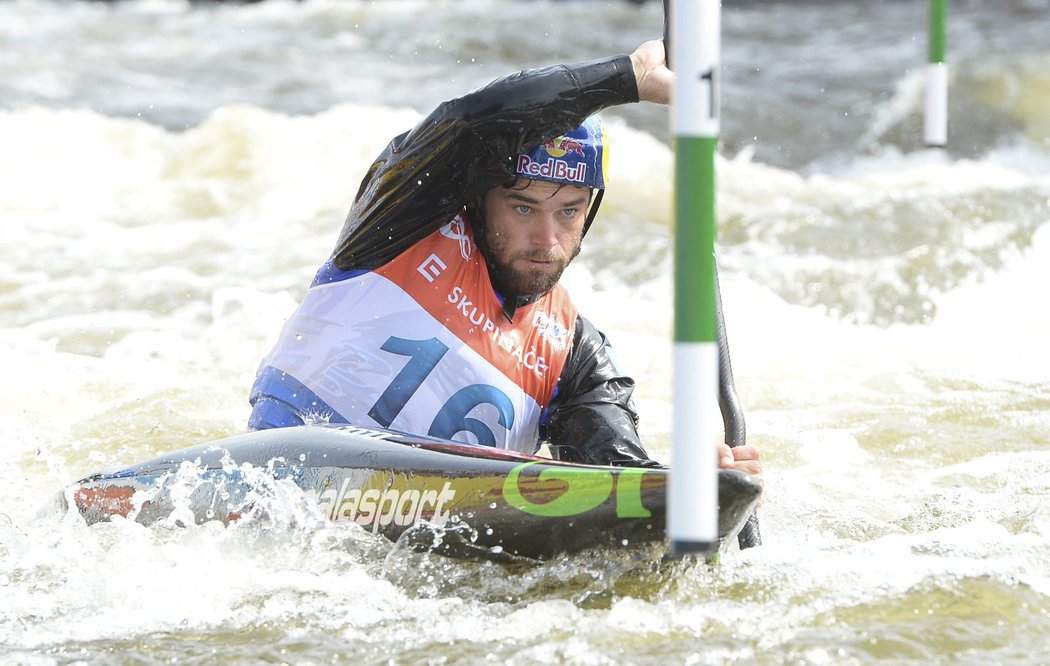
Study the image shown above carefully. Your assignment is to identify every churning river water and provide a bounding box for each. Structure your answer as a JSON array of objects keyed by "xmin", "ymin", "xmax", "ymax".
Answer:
[{"xmin": 1, "ymin": 0, "xmax": 1049, "ymax": 663}]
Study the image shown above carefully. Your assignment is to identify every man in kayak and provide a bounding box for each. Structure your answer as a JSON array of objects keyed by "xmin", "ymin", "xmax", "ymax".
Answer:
[{"xmin": 248, "ymin": 40, "xmax": 761, "ymax": 479}]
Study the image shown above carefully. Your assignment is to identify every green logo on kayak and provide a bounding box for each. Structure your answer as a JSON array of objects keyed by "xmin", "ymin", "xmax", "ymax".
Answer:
[{"xmin": 503, "ymin": 462, "xmax": 653, "ymax": 518}]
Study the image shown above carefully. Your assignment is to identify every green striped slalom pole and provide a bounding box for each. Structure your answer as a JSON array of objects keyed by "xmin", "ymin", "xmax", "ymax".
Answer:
[
  {"xmin": 924, "ymin": 0, "xmax": 948, "ymax": 147},
  {"xmin": 669, "ymin": 0, "xmax": 720, "ymax": 556}
]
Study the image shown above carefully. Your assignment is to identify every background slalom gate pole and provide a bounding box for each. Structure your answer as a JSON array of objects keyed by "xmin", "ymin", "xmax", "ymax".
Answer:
[
  {"xmin": 924, "ymin": 0, "xmax": 948, "ymax": 147},
  {"xmin": 669, "ymin": 0, "xmax": 721, "ymax": 556}
]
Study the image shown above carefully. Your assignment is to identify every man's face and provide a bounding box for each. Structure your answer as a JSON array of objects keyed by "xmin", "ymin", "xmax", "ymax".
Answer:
[{"xmin": 480, "ymin": 180, "xmax": 590, "ymax": 296}]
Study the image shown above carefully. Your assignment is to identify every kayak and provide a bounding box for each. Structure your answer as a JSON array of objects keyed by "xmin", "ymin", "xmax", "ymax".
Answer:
[{"xmin": 65, "ymin": 424, "xmax": 762, "ymax": 561}]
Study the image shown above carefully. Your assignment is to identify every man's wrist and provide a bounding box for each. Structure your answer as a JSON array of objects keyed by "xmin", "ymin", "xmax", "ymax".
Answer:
[{"xmin": 570, "ymin": 54, "xmax": 639, "ymax": 109}]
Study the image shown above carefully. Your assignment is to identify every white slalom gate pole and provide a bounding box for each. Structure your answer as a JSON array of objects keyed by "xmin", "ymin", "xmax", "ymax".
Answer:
[
  {"xmin": 669, "ymin": 0, "xmax": 720, "ymax": 556},
  {"xmin": 924, "ymin": 0, "xmax": 948, "ymax": 147}
]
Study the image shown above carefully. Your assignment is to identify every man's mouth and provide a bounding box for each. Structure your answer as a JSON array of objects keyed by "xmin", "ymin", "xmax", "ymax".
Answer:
[{"xmin": 522, "ymin": 254, "xmax": 559, "ymax": 265}]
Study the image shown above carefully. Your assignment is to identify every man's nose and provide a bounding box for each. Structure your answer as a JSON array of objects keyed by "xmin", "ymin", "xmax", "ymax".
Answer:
[{"xmin": 531, "ymin": 217, "xmax": 559, "ymax": 248}]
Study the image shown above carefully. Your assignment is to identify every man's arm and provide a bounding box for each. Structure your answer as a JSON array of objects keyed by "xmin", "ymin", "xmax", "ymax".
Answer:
[
  {"xmin": 331, "ymin": 55, "xmax": 640, "ymax": 271},
  {"xmin": 545, "ymin": 317, "xmax": 764, "ymax": 480},
  {"xmin": 544, "ymin": 316, "xmax": 661, "ymax": 468}
]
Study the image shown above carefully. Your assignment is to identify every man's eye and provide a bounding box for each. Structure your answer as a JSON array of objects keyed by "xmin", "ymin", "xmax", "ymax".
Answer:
[
  {"xmin": 562, "ymin": 208, "xmax": 579, "ymax": 217},
  {"xmin": 516, "ymin": 205, "xmax": 532, "ymax": 214}
]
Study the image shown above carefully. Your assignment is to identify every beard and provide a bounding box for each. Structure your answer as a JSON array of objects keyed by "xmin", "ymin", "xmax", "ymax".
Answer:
[{"xmin": 482, "ymin": 232, "xmax": 582, "ymax": 297}]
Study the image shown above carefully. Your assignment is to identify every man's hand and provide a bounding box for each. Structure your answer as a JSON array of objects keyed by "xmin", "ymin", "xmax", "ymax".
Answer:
[
  {"xmin": 718, "ymin": 442, "xmax": 762, "ymax": 486},
  {"xmin": 629, "ymin": 39, "xmax": 674, "ymax": 105}
]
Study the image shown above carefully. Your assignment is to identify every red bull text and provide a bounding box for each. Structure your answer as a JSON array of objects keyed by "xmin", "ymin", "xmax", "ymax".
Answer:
[{"xmin": 515, "ymin": 155, "xmax": 588, "ymax": 184}]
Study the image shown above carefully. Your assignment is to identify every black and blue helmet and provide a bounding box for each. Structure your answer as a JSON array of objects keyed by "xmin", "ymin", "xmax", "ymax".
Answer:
[{"xmin": 514, "ymin": 116, "xmax": 608, "ymax": 190}]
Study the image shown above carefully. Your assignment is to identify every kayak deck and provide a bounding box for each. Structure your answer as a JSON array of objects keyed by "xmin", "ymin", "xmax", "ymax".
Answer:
[{"xmin": 67, "ymin": 424, "xmax": 762, "ymax": 561}]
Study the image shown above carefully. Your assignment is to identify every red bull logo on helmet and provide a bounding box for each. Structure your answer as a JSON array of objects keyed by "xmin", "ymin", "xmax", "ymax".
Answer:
[
  {"xmin": 542, "ymin": 136, "xmax": 586, "ymax": 158},
  {"xmin": 514, "ymin": 116, "xmax": 606, "ymax": 189}
]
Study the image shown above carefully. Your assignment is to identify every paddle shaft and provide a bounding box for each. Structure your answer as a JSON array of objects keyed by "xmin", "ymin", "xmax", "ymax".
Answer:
[{"xmin": 715, "ymin": 267, "xmax": 762, "ymax": 549}]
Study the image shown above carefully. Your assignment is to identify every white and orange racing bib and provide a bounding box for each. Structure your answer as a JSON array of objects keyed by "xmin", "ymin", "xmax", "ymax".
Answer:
[{"xmin": 256, "ymin": 216, "xmax": 577, "ymax": 452}]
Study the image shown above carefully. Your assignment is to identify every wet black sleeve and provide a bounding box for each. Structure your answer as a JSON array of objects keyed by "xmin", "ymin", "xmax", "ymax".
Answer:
[
  {"xmin": 331, "ymin": 55, "xmax": 639, "ymax": 271},
  {"xmin": 544, "ymin": 316, "xmax": 663, "ymax": 468}
]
